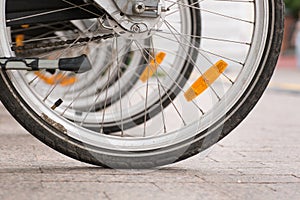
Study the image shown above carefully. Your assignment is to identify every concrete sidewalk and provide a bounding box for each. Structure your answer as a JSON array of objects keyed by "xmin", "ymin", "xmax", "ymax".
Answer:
[
  {"xmin": 269, "ymin": 68, "xmax": 300, "ymax": 93},
  {"xmin": 0, "ymin": 68, "xmax": 300, "ymax": 200}
]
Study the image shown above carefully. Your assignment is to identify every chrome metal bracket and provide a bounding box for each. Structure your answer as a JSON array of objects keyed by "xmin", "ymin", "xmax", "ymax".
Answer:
[
  {"xmin": 113, "ymin": 0, "xmax": 160, "ymax": 18},
  {"xmin": 92, "ymin": 0, "xmax": 165, "ymax": 37}
]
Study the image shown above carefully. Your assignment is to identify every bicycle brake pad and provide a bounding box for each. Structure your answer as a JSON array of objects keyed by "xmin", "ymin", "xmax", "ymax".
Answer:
[{"xmin": 58, "ymin": 54, "xmax": 92, "ymax": 73}]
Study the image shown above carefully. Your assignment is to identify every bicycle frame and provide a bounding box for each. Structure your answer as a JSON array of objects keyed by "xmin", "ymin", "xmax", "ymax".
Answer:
[
  {"xmin": 6, "ymin": 0, "xmax": 101, "ymax": 26},
  {"xmin": 6, "ymin": 0, "xmax": 162, "ymax": 26}
]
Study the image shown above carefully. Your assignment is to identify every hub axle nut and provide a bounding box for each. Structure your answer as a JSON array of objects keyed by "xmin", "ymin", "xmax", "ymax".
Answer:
[
  {"xmin": 134, "ymin": 2, "xmax": 146, "ymax": 14},
  {"xmin": 131, "ymin": 24, "xmax": 141, "ymax": 33}
]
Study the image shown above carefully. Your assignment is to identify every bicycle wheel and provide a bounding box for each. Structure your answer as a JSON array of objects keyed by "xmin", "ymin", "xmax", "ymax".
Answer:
[
  {"xmin": 0, "ymin": 0, "xmax": 283, "ymax": 168},
  {"xmin": 2, "ymin": 0, "xmax": 201, "ymax": 133}
]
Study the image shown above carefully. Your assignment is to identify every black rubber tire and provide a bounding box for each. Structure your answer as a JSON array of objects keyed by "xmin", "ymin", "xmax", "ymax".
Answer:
[{"xmin": 0, "ymin": 0, "xmax": 283, "ymax": 168}]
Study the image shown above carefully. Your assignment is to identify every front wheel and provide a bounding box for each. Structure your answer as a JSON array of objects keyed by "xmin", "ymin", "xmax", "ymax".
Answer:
[{"xmin": 0, "ymin": 0, "xmax": 283, "ymax": 168}]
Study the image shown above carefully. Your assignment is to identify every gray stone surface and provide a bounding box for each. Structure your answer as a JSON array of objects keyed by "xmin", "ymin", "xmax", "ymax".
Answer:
[{"xmin": 0, "ymin": 68, "xmax": 300, "ymax": 200}]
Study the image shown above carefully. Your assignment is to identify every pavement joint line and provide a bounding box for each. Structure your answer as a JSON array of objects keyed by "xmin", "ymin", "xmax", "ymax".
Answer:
[
  {"xmin": 151, "ymin": 182, "xmax": 165, "ymax": 191},
  {"xmin": 103, "ymin": 192, "xmax": 112, "ymax": 200},
  {"xmin": 292, "ymin": 174, "xmax": 300, "ymax": 179},
  {"xmin": 266, "ymin": 185, "xmax": 277, "ymax": 192}
]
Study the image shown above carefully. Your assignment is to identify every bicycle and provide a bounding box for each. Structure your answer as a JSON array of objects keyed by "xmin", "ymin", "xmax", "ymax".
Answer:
[{"xmin": 0, "ymin": 0, "xmax": 284, "ymax": 168}]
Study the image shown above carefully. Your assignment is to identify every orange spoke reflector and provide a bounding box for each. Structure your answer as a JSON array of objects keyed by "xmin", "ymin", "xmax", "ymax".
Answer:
[
  {"xmin": 21, "ymin": 24, "xmax": 30, "ymax": 29},
  {"xmin": 60, "ymin": 76, "xmax": 77, "ymax": 86},
  {"xmin": 140, "ymin": 52, "xmax": 166, "ymax": 83},
  {"xmin": 184, "ymin": 60, "xmax": 228, "ymax": 102},
  {"xmin": 34, "ymin": 72, "xmax": 77, "ymax": 86},
  {"xmin": 16, "ymin": 34, "xmax": 24, "ymax": 47}
]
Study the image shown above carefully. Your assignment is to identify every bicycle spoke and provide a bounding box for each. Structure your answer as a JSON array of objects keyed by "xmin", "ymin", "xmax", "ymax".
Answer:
[
  {"xmin": 156, "ymin": 31, "xmax": 251, "ymax": 46},
  {"xmin": 150, "ymin": 37, "xmax": 167, "ymax": 133},
  {"xmin": 134, "ymin": 39, "xmax": 194, "ymax": 125},
  {"xmin": 154, "ymin": 33, "xmax": 244, "ymax": 66},
  {"xmin": 60, "ymin": 39, "xmax": 134, "ymax": 119},
  {"xmin": 61, "ymin": 0, "xmax": 101, "ymax": 17},
  {"xmin": 115, "ymin": 36, "xmax": 125, "ymax": 136},
  {"xmin": 161, "ymin": 16, "xmax": 238, "ymax": 85},
  {"xmin": 136, "ymin": 41, "xmax": 205, "ymax": 114},
  {"xmin": 39, "ymin": 21, "xmax": 99, "ymax": 101},
  {"xmin": 165, "ymin": 0, "xmax": 254, "ymax": 25},
  {"xmin": 163, "ymin": 19, "xmax": 222, "ymax": 101}
]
